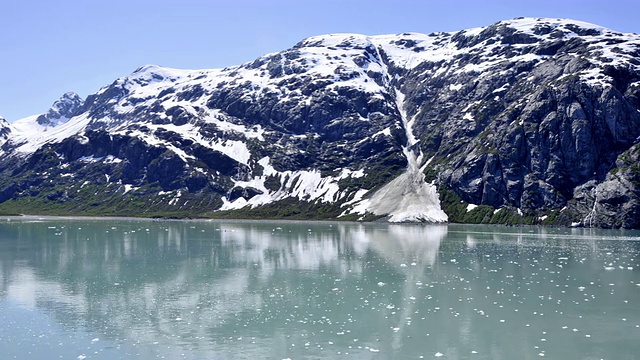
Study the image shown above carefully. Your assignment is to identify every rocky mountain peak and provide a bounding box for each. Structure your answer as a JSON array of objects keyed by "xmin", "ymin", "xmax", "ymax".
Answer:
[
  {"xmin": 128, "ymin": 64, "xmax": 185, "ymax": 84},
  {"xmin": 294, "ymin": 33, "xmax": 376, "ymax": 50},
  {"xmin": 499, "ymin": 17, "xmax": 608, "ymax": 35},
  {"xmin": 36, "ymin": 91, "xmax": 84, "ymax": 126}
]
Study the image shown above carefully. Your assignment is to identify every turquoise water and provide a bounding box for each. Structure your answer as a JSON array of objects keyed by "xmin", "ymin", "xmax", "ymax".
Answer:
[{"xmin": 0, "ymin": 217, "xmax": 639, "ymax": 359}]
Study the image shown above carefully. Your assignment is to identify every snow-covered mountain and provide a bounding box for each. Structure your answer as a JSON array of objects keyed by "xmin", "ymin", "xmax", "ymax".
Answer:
[{"xmin": 1, "ymin": 17, "xmax": 639, "ymax": 227}]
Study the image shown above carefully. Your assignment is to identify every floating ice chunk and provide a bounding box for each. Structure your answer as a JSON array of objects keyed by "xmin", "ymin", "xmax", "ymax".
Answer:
[{"xmin": 435, "ymin": 352, "xmax": 444, "ymax": 357}]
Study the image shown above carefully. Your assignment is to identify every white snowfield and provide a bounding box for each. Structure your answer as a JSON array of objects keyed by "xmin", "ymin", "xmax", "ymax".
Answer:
[{"xmin": 3, "ymin": 18, "xmax": 639, "ymax": 222}]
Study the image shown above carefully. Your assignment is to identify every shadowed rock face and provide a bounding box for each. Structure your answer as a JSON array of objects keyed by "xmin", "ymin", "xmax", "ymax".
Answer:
[
  {"xmin": 0, "ymin": 18, "xmax": 639, "ymax": 227},
  {"xmin": 0, "ymin": 117, "xmax": 10, "ymax": 141}
]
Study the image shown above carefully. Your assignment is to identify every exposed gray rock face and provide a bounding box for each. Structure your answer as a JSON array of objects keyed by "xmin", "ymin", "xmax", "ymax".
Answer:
[
  {"xmin": 0, "ymin": 17, "xmax": 639, "ymax": 227},
  {"xmin": 570, "ymin": 145, "xmax": 640, "ymax": 228}
]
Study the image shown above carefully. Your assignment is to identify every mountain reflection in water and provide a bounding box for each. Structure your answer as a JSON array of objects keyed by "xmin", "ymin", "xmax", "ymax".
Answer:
[{"xmin": 1, "ymin": 218, "xmax": 639, "ymax": 359}]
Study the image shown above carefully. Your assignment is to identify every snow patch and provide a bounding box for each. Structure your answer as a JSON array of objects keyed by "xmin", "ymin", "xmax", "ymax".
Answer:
[
  {"xmin": 168, "ymin": 191, "xmax": 182, "ymax": 206},
  {"xmin": 220, "ymin": 156, "xmax": 367, "ymax": 211},
  {"xmin": 209, "ymin": 140, "xmax": 252, "ymax": 165},
  {"xmin": 205, "ymin": 111, "xmax": 266, "ymax": 141},
  {"xmin": 371, "ymin": 127, "xmax": 392, "ymax": 139}
]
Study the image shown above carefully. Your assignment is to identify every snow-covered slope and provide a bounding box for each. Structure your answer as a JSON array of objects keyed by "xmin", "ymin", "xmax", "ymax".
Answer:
[
  {"xmin": 10, "ymin": 92, "xmax": 84, "ymax": 153},
  {"xmin": 1, "ymin": 18, "xmax": 639, "ymax": 227}
]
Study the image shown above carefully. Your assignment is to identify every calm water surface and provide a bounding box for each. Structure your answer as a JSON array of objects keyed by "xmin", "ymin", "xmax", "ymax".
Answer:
[{"xmin": 0, "ymin": 217, "xmax": 639, "ymax": 359}]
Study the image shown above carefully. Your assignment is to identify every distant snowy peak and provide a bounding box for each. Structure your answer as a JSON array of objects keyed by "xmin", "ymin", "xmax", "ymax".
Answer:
[
  {"xmin": 496, "ymin": 17, "xmax": 611, "ymax": 36},
  {"xmin": 293, "ymin": 16, "xmax": 617, "ymax": 50},
  {"xmin": 36, "ymin": 91, "xmax": 84, "ymax": 126},
  {"xmin": 118, "ymin": 64, "xmax": 198, "ymax": 89},
  {"xmin": 463, "ymin": 17, "xmax": 630, "ymax": 49}
]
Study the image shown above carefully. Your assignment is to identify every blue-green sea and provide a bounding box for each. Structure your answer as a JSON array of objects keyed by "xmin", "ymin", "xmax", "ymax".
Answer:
[{"xmin": 1, "ymin": 217, "xmax": 639, "ymax": 359}]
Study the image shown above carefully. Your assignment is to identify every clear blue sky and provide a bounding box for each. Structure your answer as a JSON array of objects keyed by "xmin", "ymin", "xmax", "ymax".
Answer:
[{"xmin": 1, "ymin": 0, "xmax": 639, "ymax": 121}]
